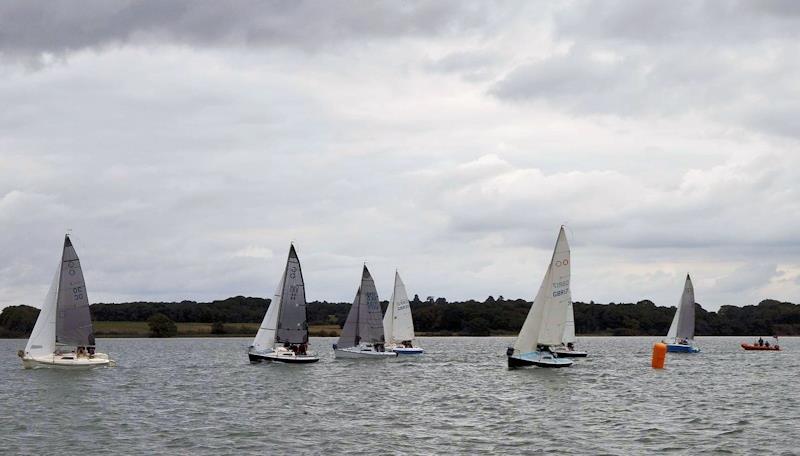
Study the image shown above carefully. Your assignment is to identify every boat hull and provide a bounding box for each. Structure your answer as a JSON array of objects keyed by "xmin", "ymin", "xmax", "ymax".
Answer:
[
  {"xmin": 21, "ymin": 353, "xmax": 113, "ymax": 369},
  {"xmin": 389, "ymin": 346, "xmax": 424, "ymax": 355},
  {"xmin": 550, "ymin": 345, "xmax": 587, "ymax": 358},
  {"xmin": 666, "ymin": 343, "xmax": 700, "ymax": 353},
  {"xmin": 334, "ymin": 347, "xmax": 398, "ymax": 359},
  {"xmin": 248, "ymin": 348, "xmax": 319, "ymax": 364},
  {"xmin": 741, "ymin": 344, "xmax": 780, "ymax": 351},
  {"xmin": 507, "ymin": 351, "xmax": 573, "ymax": 369}
]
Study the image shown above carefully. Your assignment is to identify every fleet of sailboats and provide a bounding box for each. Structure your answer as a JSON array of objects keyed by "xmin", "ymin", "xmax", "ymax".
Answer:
[
  {"xmin": 507, "ymin": 227, "xmax": 574, "ymax": 368},
  {"xmin": 248, "ymin": 244, "xmax": 319, "ymax": 363},
  {"xmin": 15, "ymin": 228, "xmax": 717, "ymax": 370},
  {"xmin": 18, "ymin": 235, "xmax": 114, "ymax": 369},
  {"xmin": 663, "ymin": 274, "xmax": 700, "ymax": 353},
  {"xmin": 333, "ymin": 266, "xmax": 397, "ymax": 359},
  {"xmin": 383, "ymin": 271, "xmax": 423, "ymax": 355}
]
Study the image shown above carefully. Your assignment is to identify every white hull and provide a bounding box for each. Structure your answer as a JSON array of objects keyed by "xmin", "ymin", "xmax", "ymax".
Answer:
[
  {"xmin": 249, "ymin": 346, "xmax": 319, "ymax": 363},
  {"xmin": 21, "ymin": 352, "xmax": 114, "ymax": 369},
  {"xmin": 388, "ymin": 345, "xmax": 424, "ymax": 355},
  {"xmin": 334, "ymin": 346, "xmax": 398, "ymax": 359}
]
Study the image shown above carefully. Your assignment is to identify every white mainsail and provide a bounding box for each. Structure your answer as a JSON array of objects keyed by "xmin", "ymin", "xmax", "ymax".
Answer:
[
  {"xmin": 513, "ymin": 227, "xmax": 571, "ymax": 353},
  {"xmin": 383, "ymin": 271, "xmax": 415, "ymax": 344},
  {"xmin": 666, "ymin": 274, "xmax": 695, "ymax": 341}
]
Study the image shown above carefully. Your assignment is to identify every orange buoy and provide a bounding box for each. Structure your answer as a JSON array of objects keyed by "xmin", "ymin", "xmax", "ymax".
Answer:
[{"xmin": 652, "ymin": 342, "xmax": 667, "ymax": 368}]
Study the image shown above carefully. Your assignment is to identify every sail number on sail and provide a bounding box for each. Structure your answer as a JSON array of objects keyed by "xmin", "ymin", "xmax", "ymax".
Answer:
[{"xmin": 552, "ymin": 279, "xmax": 569, "ymax": 298}]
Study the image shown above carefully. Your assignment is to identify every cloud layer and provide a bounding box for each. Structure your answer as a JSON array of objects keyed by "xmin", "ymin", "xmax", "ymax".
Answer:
[{"xmin": 1, "ymin": 1, "xmax": 799, "ymax": 311}]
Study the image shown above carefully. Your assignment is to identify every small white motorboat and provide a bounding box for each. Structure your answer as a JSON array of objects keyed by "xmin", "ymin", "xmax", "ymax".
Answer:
[
  {"xmin": 383, "ymin": 271, "xmax": 423, "ymax": 355},
  {"xmin": 334, "ymin": 266, "xmax": 397, "ymax": 359},
  {"xmin": 248, "ymin": 244, "xmax": 319, "ymax": 364},
  {"xmin": 19, "ymin": 235, "xmax": 114, "ymax": 369}
]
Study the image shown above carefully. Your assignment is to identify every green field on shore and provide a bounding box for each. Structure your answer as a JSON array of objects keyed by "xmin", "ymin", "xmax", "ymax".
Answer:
[{"xmin": 93, "ymin": 322, "xmax": 342, "ymax": 337}]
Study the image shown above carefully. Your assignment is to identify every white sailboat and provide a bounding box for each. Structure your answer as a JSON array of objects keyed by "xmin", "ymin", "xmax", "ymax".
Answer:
[
  {"xmin": 334, "ymin": 266, "xmax": 397, "ymax": 359},
  {"xmin": 383, "ymin": 271, "xmax": 423, "ymax": 355},
  {"xmin": 551, "ymin": 301, "xmax": 588, "ymax": 358},
  {"xmin": 507, "ymin": 227, "xmax": 574, "ymax": 368},
  {"xmin": 248, "ymin": 244, "xmax": 319, "ymax": 363},
  {"xmin": 18, "ymin": 235, "xmax": 114, "ymax": 369},
  {"xmin": 663, "ymin": 274, "xmax": 700, "ymax": 353}
]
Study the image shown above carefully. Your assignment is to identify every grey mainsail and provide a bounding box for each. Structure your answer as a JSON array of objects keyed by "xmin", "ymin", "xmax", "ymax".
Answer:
[
  {"xmin": 55, "ymin": 236, "xmax": 95, "ymax": 347},
  {"xmin": 337, "ymin": 266, "xmax": 386, "ymax": 348},
  {"xmin": 275, "ymin": 244, "xmax": 308, "ymax": 344},
  {"xmin": 675, "ymin": 274, "xmax": 696, "ymax": 340}
]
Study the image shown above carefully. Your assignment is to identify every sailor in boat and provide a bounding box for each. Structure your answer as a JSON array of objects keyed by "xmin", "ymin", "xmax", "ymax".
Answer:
[
  {"xmin": 401, "ymin": 340, "xmax": 413, "ymax": 348},
  {"xmin": 566, "ymin": 342, "xmax": 575, "ymax": 351}
]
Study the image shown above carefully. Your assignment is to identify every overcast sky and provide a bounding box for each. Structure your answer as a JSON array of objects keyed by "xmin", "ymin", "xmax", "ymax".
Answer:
[{"xmin": 1, "ymin": 1, "xmax": 799, "ymax": 312}]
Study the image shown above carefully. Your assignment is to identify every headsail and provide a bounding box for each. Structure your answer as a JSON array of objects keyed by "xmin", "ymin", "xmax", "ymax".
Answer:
[
  {"xmin": 252, "ymin": 276, "xmax": 283, "ymax": 351},
  {"xmin": 513, "ymin": 227, "xmax": 571, "ymax": 353},
  {"xmin": 667, "ymin": 274, "xmax": 695, "ymax": 341},
  {"xmin": 337, "ymin": 266, "xmax": 386, "ymax": 348},
  {"xmin": 383, "ymin": 271, "xmax": 415, "ymax": 344},
  {"xmin": 275, "ymin": 245, "xmax": 308, "ymax": 345},
  {"xmin": 55, "ymin": 236, "xmax": 95, "ymax": 347},
  {"xmin": 24, "ymin": 264, "xmax": 60, "ymax": 357}
]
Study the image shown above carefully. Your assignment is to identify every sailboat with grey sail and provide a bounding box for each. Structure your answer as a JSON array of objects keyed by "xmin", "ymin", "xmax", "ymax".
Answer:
[
  {"xmin": 248, "ymin": 244, "xmax": 319, "ymax": 363},
  {"xmin": 334, "ymin": 266, "xmax": 397, "ymax": 359},
  {"xmin": 18, "ymin": 234, "xmax": 114, "ymax": 369}
]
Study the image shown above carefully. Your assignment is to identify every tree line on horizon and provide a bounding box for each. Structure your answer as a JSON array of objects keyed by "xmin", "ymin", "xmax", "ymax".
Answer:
[{"xmin": 1, "ymin": 295, "xmax": 799, "ymax": 338}]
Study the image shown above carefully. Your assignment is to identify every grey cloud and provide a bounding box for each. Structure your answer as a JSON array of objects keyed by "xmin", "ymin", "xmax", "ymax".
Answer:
[{"xmin": 0, "ymin": 0, "xmax": 489, "ymax": 60}]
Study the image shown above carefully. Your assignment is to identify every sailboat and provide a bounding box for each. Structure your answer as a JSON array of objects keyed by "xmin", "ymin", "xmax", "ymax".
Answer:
[
  {"xmin": 507, "ymin": 227, "xmax": 574, "ymax": 368},
  {"xmin": 18, "ymin": 235, "xmax": 114, "ymax": 369},
  {"xmin": 333, "ymin": 266, "xmax": 397, "ymax": 359},
  {"xmin": 383, "ymin": 271, "xmax": 423, "ymax": 355},
  {"xmin": 551, "ymin": 301, "xmax": 588, "ymax": 358},
  {"xmin": 663, "ymin": 274, "xmax": 700, "ymax": 353},
  {"xmin": 248, "ymin": 244, "xmax": 319, "ymax": 364}
]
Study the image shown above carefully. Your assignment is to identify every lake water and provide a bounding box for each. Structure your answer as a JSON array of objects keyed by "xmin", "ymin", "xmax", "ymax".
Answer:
[{"xmin": 1, "ymin": 336, "xmax": 798, "ymax": 455}]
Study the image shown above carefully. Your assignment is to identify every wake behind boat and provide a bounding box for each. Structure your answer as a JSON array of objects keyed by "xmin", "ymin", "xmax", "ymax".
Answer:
[
  {"xmin": 18, "ymin": 235, "xmax": 114, "ymax": 369},
  {"xmin": 383, "ymin": 271, "xmax": 423, "ymax": 355},
  {"xmin": 334, "ymin": 266, "xmax": 397, "ymax": 359},
  {"xmin": 663, "ymin": 275, "xmax": 700, "ymax": 353},
  {"xmin": 507, "ymin": 227, "xmax": 573, "ymax": 369},
  {"xmin": 248, "ymin": 244, "xmax": 319, "ymax": 364}
]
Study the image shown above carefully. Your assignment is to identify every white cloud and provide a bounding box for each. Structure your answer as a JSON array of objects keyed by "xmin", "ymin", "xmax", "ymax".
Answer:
[{"xmin": 1, "ymin": 1, "xmax": 799, "ymax": 312}]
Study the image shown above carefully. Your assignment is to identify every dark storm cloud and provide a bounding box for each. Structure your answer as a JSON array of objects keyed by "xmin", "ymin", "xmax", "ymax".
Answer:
[{"xmin": 0, "ymin": 0, "xmax": 488, "ymax": 58}]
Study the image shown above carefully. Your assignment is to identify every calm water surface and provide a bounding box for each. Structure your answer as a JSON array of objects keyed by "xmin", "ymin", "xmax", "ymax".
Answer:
[{"xmin": 1, "ymin": 336, "xmax": 798, "ymax": 455}]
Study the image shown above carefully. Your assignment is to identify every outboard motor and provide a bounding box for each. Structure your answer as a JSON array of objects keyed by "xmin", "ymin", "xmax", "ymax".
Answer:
[
  {"xmin": 506, "ymin": 347, "xmax": 515, "ymax": 357},
  {"xmin": 332, "ymin": 343, "xmax": 338, "ymax": 350}
]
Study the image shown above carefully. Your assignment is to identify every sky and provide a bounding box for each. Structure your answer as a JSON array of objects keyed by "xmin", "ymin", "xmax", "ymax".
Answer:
[{"xmin": 1, "ymin": 0, "xmax": 799, "ymax": 311}]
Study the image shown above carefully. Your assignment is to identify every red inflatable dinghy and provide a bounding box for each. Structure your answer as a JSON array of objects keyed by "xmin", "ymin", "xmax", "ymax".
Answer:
[{"xmin": 741, "ymin": 343, "xmax": 780, "ymax": 351}]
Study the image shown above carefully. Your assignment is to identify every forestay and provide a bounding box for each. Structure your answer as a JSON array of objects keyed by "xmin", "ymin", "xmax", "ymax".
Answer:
[
  {"xmin": 383, "ymin": 271, "xmax": 415, "ymax": 344},
  {"xmin": 513, "ymin": 227, "xmax": 571, "ymax": 353}
]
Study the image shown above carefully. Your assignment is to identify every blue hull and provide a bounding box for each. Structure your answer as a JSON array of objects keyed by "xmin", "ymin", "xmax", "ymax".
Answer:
[{"xmin": 666, "ymin": 344, "xmax": 700, "ymax": 353}]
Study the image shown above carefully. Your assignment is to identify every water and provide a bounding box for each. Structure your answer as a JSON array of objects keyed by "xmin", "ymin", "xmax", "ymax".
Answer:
[{"xmin": 1, "ymin": 336, "xmax": 798, "ymax": 455}]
